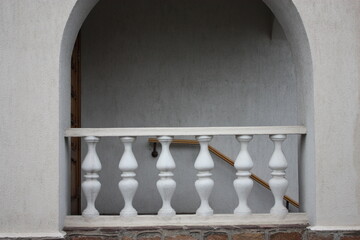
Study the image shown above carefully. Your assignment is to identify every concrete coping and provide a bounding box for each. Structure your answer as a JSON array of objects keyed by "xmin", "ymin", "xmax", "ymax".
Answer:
[
  {"xmin": 64, "ymin": 213, "xmax": 309, "ymax": 229},
  {"xmin": 65, "ymin": 126, "xmax": 307, "ymax": 137}
]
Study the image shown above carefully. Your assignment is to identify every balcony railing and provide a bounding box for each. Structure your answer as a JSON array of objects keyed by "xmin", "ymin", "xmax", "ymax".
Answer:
[
  {"xmin": 148, "ymin": 138, "xmax": 300, "ymax": 209},
  {"xmin": 65, "ymin": 126, "xmax": 306, "ymax": 221}
]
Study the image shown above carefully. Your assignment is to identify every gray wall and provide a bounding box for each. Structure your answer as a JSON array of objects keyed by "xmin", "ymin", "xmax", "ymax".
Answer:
[
  {"xmin": 263, "ymin": 0, "xmax": 316, "ymax": 223},
  {"xmin": 81, "ymin": 0, "xmax": 299, "ymax": 214}
]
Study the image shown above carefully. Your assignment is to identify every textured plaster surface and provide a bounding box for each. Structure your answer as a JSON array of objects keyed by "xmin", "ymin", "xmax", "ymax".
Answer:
[
  {"xmin": 264, "ymin": 0, "xmax": 316, "ymax": 225},
  {"xmin": 293, "ymin": 0, "xmax": 360, "ymax": 226},
  {"xmin": 0, "ymin": 0, "xmax": 360, "ymax": 237},
  {"xmin": 80, "ymin": 0, "xmax": 299, "ymax": 215},
  {"xmin": 59, "ymin": 0, "xmax": 99, "ymax": 230},
  {"xmin": 0, "ymin": 0, "xmax": 76, "ymax": 234}
]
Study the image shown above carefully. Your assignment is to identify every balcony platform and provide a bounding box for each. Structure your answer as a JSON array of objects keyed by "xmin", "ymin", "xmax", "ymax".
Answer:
[
  {"xmin": 64, "ymin": 213, "xmax": 308, "ymax": 229},
  {"xmin": 64, "ymin": 214, "xmax": 311, "ymax": 240}
]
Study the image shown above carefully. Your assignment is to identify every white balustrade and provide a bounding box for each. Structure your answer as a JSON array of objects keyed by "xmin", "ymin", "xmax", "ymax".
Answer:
[
  {"xmin": 118, "ymin": 136, "xmax": 138, "ymax": 217},
  {"xmin": 81, "ymin": 136, "xmax": 102, "ymax": 217},
  {"xmin": 156, "ymin": 136, "xmax": 176, "ymax": 217},
  {"xmin": 233, "ymin": 135, "xmax": 253, "ymax": 216},
  {"xmin": 194, "ymin": 135, "xmax": 214, "ymax": 216},
  {"xmin": 64, "ymin": 126, "xmax": 305, "ymax": 220},
  {"xmin": 269, "ymin": 134, "xmax": 288, "ymax": 218}
]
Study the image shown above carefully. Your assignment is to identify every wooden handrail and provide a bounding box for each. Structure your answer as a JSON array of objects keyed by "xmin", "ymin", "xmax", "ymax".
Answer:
[{"xmin": 148, "ymin": 138, "xmax": 300, "ymax": 208}]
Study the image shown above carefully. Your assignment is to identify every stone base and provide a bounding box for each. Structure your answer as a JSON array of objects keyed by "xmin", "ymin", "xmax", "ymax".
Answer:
[
  {"xmin": 59, "ymin": 215, "xmax": 360, "ymax": 240},
  {"xmin": 63, "ymin": 226, "xmax": 360, "ymax": 240},
  {"xmin": 1, "ymin": 228, "xmax": 360, "ymax": 240}
]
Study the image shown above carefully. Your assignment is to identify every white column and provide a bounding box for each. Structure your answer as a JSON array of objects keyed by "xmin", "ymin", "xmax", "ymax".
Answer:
[
  {"xmin": 269, "ymin": 134, "xmax": 288, "ymax": 218},
  {"xmin": 233, "ymin": 135, "xmax": 253, "ymax": 216},
  {"xmin": 156, "ymin": 136, "xmax": 176, "ymax": 217},
  {"xmin": 82, "ymin": 136, "xmax": 102, "ymax": 217},
  {"xmin": 194, "ymin": 135, "xmax": 214, "ymax": 216},
  {"xmin": 118, "ymin": 136, "xmax": 138, "ymax": 217}
]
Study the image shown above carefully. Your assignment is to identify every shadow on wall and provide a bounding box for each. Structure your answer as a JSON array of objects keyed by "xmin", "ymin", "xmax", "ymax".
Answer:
[{"xmin": 78, "ymin": 0, "xmax": 300, "ymax": 215}]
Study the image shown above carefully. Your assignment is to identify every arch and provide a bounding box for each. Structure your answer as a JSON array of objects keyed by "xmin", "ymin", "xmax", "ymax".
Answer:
[
  {"xmin": 58, "ymin": 0, "xmax": 99, "ymax": 229},
  {"xmin": 263, "ymin": 0, "xmax": 315, "ymax": 224},
  {"xmin": 58, "ymin": 0, "xmax": 315, "ymax": 227}
]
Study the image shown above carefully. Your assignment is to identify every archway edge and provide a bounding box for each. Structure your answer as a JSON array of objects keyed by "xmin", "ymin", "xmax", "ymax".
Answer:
[
  {"xmin": 58, "ymin": 0, "xmax": 99, "ymax": 230},
  {"xmin": 262, "ymin": 0, "xmax": 316, "ymax": 225}
]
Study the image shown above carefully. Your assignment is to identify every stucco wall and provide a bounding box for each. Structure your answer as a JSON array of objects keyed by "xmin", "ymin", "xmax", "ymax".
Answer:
[
  {"xmin": 263, "ymin": 0, "xmax": 316, "ymax": 225},
  {"xmin": 59, "ymin": 0, "xmax": 99, "ymax": 231},
  {"xmin": 80, "ymin": 0, "xmax": 299, "ymax": 214},
  {"xmin": 292, "ymin": 0, "xmax": 360, "ymax": 227},
  {"xmin": 0, "ymin": 0, "xmax": 360, "ymax": 237},
  {"xmin": 0, "ymin": 0, "xmax": 77, "ymax": 237}
]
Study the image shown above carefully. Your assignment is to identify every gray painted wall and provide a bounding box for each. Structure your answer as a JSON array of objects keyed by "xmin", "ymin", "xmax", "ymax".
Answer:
[
  {"xmin": 263, "ymin": 0, "xmax": 316, "ymax": 223},
  {"xmin": 81, "ymin": 0, "xmax": 299, "ymax": 214}
]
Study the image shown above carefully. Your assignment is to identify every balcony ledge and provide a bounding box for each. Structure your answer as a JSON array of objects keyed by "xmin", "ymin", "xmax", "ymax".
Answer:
[{"xmin": 64, "ymin": 213, "xmax": 308, "ymax": 229}]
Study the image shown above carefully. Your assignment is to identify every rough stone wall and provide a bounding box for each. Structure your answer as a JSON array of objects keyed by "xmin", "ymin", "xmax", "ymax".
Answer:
[
  {"xmin": 61, "ymin": 226, "xmax": 360, "ymax": 240},
  {"xmin": 2, "ymin": 226, "xmax": 360, "ymax": 240}
]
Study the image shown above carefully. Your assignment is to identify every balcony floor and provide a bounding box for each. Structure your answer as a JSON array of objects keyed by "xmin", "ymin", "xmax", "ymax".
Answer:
[{"xmin": 64, "ymin": 213, "xmax": 308, "ymax": 229}]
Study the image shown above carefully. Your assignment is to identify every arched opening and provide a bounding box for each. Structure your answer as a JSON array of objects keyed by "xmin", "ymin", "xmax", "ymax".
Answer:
[
  {"xmin": 263, "ymin": 0, "xmax": 315, "ymax": 223},
  {"xmin": 60, "ymin": 0, "xmax": 314, "ymax": 226},
  {"xmin": 59, "ymin": 0, "xmax": 99, "ymax": 228}
]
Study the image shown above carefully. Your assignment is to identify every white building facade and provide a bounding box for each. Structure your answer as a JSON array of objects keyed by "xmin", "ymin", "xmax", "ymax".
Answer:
[{"xmin": 0, "ymin": 0, "xmax": 360, "ymax": 238}]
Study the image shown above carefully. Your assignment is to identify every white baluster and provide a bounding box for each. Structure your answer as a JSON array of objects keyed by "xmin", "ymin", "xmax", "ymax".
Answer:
[
  {"xmin": 233, "ymin": 135, "xmax": 253, "ymax": 216},
  {"xmin": 194, "ymin": 135, "xmax": 214, "ymax": 216},
  {"xmin": 118, "ymin": 136, "xmax": 138, "ymax": 217},
  {"xmin": 82, "ymin": 136, "xmax": 102, "ymax": 217},
  {"xmin": 269, "ymin": 134, "xmax": 288, "ymax": 218},
  {"xmin": 156, "ymin": 136, "xmax": 176, "ymax": 217}
]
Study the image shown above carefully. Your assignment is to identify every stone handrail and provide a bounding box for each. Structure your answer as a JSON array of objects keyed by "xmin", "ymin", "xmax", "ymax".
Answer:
[
  {"xmin": 65, "ymin": 126, "xmax": 306, "ymax": 137},
  {"xmin": 65, "ymin": 126, "xmax": 306, "ymax": 219}
]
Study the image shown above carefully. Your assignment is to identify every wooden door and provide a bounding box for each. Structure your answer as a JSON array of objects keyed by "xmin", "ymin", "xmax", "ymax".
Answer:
[{"xmin": 70, "ymin": 32, "xmax": 81, "ymax": 215}]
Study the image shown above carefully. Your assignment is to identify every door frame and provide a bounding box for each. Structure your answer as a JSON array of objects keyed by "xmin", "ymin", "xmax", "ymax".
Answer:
[{"xmin": 70, "ymin": 32, "xmax": 81, "ymax": 215}]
